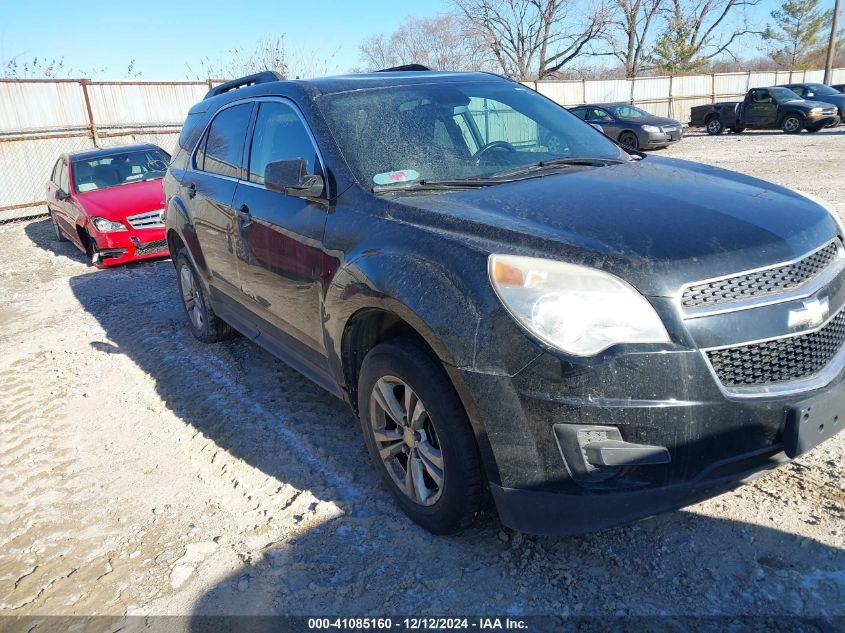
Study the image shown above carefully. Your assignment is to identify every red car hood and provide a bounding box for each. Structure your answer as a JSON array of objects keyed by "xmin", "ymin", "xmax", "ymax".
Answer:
[{"xmin": 76, "ymin": 179, "xmax": 165, "ymax": 221}]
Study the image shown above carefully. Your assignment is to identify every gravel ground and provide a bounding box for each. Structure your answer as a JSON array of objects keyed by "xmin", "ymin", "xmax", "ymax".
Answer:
[{"xmin": 2, "ymin": 129, "xmax": 845, "ymax": 624}]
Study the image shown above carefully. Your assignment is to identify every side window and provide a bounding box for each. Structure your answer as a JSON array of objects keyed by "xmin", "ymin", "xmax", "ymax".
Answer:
[
  {"xmin": 247, "ymin": 101, "xmax": 319, "ymax": 185},
  {"xmin": 571, "ymin": 109, "xmax": 587, "ymax": 120},
  {"xmin": 452, "ymin": 110, "xmax": 479, "ymax": 153},
  {"xmin": 59, "ymin": 161, "xmax": 70, "ymax": 193},
  {"xmin": 200, "ymin": 103, "xmax": 253, "ymax": 178},
  {"xmin": 791, "ymin": 86, "xmax": 805, "ymax": 97}
]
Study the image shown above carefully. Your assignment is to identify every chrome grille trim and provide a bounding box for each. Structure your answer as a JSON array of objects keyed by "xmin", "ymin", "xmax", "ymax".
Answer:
[
  {"xmin": 680, "ymin": 239, "xmax": 843, "ymax": 316},
  {"xmin": 702, "ymin": 303, "xmax": 845, "ymax": 398},
  {"xmin": 126, "ymin": 209, "xmax": 165, "ymax": 230}
]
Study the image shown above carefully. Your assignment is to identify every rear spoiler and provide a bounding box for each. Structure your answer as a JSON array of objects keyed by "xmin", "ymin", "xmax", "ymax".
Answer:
[
  {"xmin": 204, "ymin": 71, "xmax": 283, "ymax": 99},
  {"xmin": 376, "ymin": 64, "xmax": 432, "ymax": 72}
]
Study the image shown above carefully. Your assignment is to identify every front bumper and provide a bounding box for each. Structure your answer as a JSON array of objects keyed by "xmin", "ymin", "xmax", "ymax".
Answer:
[
  {"xmin": 642, "ymin": 129, "xmax": 683, "ymax": 148},
  {"xmin": 448, "ymin": 340, "xmax": 845, "ymax": 535},
  {"xmin": 91, "ymin": 227, "xmax": 168, "ymax": 266},
  {"xmin": 808, "ymin": 114, "xmax": 841, "ymax": 128}
]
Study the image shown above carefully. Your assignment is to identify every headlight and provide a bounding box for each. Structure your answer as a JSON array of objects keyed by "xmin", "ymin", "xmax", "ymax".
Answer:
[
  {"xmin": 91, "ymin": 217, "xmax": 127, "ymax": 232},
  {"xmin": 790, "ymin": 189, "xmax": 845, "ymax": 237},
  {"xmin": 641, "ymin": 125, "xmax": 660, "ymax": 133},
  {"xmin": 488, "ymin": 254, "xmax": 670, "ymax": 356}
]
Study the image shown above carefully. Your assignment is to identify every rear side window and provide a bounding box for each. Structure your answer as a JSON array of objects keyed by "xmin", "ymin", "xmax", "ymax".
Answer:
[
  {"xmin": 196, "ymin": 103, "xmax": 253, "ymax": 178},
  {"xmin": 571, "ymin": 108, "xmax": 587, "ymax": 120},
  {"xmin": 51, "ymin": 159, "xmax": 62, "ymax": 184},
  {"xmin": 247, "ymin": 101, "xmax": 319, "ymax": 184}
]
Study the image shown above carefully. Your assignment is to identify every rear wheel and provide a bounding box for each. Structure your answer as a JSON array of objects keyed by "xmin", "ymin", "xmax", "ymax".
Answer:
[
  {"xmin": 705, "ymin": 116, "xmax": 724, "ymax": 135},
  {"xmin": 50, "ymin": 212, "xmax": 67, "ymax": 242},
  {"xmin": 175, "ymin": 248, "xmax": 233, "ymax": 343},
  {"xmin": 357, "ymin": 337, "xmax": 487, "ymax": 534},
  {"xmin": 782, "ymin": 114, "xmax": 802, "ymax": 134},
  {"xmin": 618, "ymin": 131, "xmax": 639, "ymax": 150}
]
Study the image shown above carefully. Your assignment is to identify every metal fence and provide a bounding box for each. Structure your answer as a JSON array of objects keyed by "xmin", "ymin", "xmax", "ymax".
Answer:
[{"xmin": 2, "ymin": 68, "xmax": 844, "ymax": 222}]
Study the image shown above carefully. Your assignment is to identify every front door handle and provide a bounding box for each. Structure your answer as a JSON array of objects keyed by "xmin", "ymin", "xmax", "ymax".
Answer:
[
  {"xmin": 187, "ymin": 183, "xmax": 197, "ymax": 199},
  {"xmin": 237, "ymin": 204, "xmax": 252, "ymax": 225}
]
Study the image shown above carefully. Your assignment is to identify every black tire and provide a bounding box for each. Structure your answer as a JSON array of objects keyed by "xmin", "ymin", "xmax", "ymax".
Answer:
[
  {"xmin": 730, "ymin": 126, "xmax": 746, "ymax": 133},
  {"xmin": 175, "ymin": 248, "xmax": 233, "ymax": 343},
  {"xmin": 85, "ymin": 230, "xmax": 105, "ymax": 269},
  {"xmin": 782, "ymin": 114, "xmax": 803, "ymax": 134},
  {"xmin": 50, "ymin": 212, "xmax": 67, "ymax": 242},
  {"xmin": 618, "ymin": 131, "xmax": 639, "ymax": 150},
  {"xmin": 705, "ymin": 116, "xmax": 724, "ymax": 135},
  {"xmin": 357, "ymin": 337, "xmax": 487, "ymax": 534}
]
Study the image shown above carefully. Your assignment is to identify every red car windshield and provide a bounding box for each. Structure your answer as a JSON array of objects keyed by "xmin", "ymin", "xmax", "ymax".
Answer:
[{"xmin": 72, "ymin": 149, "xmax": 170, "ymax": 193}]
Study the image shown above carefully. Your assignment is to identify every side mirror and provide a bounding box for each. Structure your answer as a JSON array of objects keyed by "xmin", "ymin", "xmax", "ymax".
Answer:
[
  {"xmin": 805, "ymin": 92, "xmax": 815, "ymax": 99},
  {"xmin": 265, "ymin": 158, "xmax": 324, "ymax": 198},
  {"xmin": 56, "ymin": 188, "xmax": 70, "ymax": 201},
  {"xmin": 589, "ymin": 123, "xmax": 605, "ymax": 134}
]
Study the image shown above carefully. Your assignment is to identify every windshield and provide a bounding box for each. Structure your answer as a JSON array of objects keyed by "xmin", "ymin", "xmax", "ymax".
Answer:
[
  {"xmin": 72, "ymin": 149, "xmax": 170, "ymax": 193},
  {"xmin": 771, "ymin": 87, "xmax": 803, "ymax": 102},
  {"xmin": 805, "ymin": 83, "xmax": 841, "ymax": 96},
  {"xmin": 606, "ymin": 104, "xmax": 651, "ymax": 119},
  {"xmin": 318, "ymin": 81, "xmax": 622, "ymax": 188}
]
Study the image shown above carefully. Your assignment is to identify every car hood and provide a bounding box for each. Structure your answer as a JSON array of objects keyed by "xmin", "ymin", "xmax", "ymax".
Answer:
[
  {"xmin": 784, "ymin": 98, "xmax": 836, "ymax": 110},
  {"xmin": 76, "ymin": 179, "xmax": 165, "ymax": 220},
  {"xmin": 383, "ymin": 157, "xmax": 837, "ymax": 297},
  {"xmin": 810, "ymin": 94, "xmax": 845, "ymax": 109}
]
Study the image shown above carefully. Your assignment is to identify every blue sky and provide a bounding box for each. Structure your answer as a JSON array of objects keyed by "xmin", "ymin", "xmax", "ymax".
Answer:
[{"xmin": 0, "ymin": 0, "xmax": 821, "ymax": 80}]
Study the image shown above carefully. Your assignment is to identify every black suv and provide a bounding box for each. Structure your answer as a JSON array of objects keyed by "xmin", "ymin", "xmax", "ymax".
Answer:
[{"xmin": 165, "ymin": 68, "xmax": 845, "ymax": 535}]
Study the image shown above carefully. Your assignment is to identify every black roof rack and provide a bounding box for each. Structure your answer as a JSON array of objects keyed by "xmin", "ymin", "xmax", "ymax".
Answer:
[
  {"xmin": 204, "ymin": 71, "xmax": 284, "ymax": 99},
  {"xmin": 376, "ymin": 64, "xmax": 432, "ymax": 73}
]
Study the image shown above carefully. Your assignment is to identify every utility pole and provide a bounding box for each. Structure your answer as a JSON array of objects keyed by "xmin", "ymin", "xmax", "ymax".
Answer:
[{"xmin": 825, "ymin": 0, "xmax": 841, "ymax": 84}]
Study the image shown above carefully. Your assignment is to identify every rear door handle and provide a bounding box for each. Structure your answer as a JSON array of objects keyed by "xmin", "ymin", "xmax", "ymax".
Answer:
[
  {"xmin": 187, "ymin": 183, "xmax": 197, "ymax": 199},
  {"xmin": 237, "ymin": 204, "xmax": 252, "ymax": 225}
]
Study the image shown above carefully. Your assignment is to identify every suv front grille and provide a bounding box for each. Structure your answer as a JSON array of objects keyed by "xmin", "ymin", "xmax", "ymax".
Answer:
[
  {"xmin": 706, "ymin": 308, "xmax": 845, "ymax": 387},
  {"xmin": 127, "ymin": 209, "xmax": 165, "ymax": 230},
  {"xmin": 682, "ymin": 241, "xmax": 840, "ymax": 309}
]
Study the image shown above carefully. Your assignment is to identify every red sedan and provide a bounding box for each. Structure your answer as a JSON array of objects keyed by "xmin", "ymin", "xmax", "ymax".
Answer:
[{"xmin": 46, "ymin": 144, "xmax": 171, "ymax": 267}]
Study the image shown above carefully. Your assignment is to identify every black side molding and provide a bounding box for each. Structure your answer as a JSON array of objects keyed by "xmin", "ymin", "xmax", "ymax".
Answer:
[{"xmin": 204, "ymin": 71, "xmax": 284, "ymax": 99}]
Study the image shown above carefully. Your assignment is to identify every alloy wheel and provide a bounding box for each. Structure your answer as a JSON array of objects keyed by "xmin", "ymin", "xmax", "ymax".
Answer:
[
  {"xmin": 783, "ymin": 117, "xmax": 801, "ymax": 133},
  {"xmin": 707, "ymin": 119, "xmax": 722, "ymax": 134},
  {"xmin": 369, "ymin": 376, "xmax": 444, "ymax": 506},
  {"xmin": 179, "ymin": 263, "xmax": 205, "ymax": 330}
]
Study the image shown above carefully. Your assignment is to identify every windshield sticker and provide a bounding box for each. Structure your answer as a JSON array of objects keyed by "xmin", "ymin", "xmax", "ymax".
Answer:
[{"xmin": 373, "ymin": 169, "xmax": 420, "ymax": 185}]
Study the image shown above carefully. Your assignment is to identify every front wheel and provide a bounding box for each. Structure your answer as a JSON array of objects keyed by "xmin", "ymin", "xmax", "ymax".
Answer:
[
  {"xmin": 175, "ymin": 248, "xmax": 233, "ymax": 343},
  {"xmin": 706, "ymin": 116, "xmax": 724, "ymax": 135},
  {"xmin": 782, "ymin": 115, "xmax": 803, "ymax": 134},
  {"xmin": 357, "ymin": 337, "xmax": 487, "ymax": 534},
  {"xmin": 618, "ymin": 131, "xmax": 639, "ymax": 150},
  {"xmin": 50, "ymin": 212, "xmax": 67, "ymax": 242}
]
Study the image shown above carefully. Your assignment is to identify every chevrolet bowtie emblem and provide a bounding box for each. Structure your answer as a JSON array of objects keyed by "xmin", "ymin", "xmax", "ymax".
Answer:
[{"xmin": 788, "ymin": 296, "xmax": 829, "ymax": 329}]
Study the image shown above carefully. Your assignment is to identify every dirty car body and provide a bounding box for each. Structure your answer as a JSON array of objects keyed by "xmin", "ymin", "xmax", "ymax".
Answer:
[
  {"xmin": 47, "ymin": 144, "xmax": 171, "ymax": 266},
  {"xmin": 164, "ymin": 70, "xmax": 845, "ymax": 535}
]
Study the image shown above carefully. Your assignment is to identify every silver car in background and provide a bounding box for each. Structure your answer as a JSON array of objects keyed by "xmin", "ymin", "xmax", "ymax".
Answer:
[{"xmin": 569, "ymin": 103, "xmax": 683, "ymax": 151}]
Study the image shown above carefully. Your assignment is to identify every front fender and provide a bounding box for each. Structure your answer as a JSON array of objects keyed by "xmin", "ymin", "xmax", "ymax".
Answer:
[{"xmin": 165, "ymin": 195, "xmax": 209, "ymax": 278}]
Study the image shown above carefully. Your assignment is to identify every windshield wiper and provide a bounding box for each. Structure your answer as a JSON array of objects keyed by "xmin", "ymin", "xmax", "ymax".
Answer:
[
  {"xmin": 486, "ymin": 156, "xmax": 626, "ymax": 179},
  {"xmin": 372, "ymin": 179, "xmax": 499, "ymax": 193}
]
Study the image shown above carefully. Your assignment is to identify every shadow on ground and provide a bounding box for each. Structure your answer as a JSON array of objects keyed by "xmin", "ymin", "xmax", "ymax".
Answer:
[{"xmin": 25, "ymin": 217, "xmax": 844, "ymax": 618}]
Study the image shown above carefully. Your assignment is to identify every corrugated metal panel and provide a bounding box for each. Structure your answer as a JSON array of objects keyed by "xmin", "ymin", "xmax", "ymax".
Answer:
[
  {"xmin": 713, "ymin": 72, "xmax": 748, "ymax": 97},
  {"xmin": 672, "ymin": 97, "xmax": 714, "ymax": 124},
  {"xmin": 584, "ymin": 79, "xmax": 632, "ymax": 103},
  {"xmin": 0, "ymin": 82, "xmax": 89, "ymax": 132},
  {"xmin": 804, "ymin": 70, "xmax": 826, "ymax": 83},
  {"xmin": 774, "ymin": 71, "xmax": 793, "ymax": 84},
  {"xmin": 671, "ymin": 74, "xmax": 712, "ymax": 97},
  {"xmin": 748, "ymin": 72, "xmax": 778, "ymax": 89},
  {"xmin": 87, "ymin": 83, "xmax": 207, "ymax": 127},
  {"xmin": 832, "ymin": 69, "xmax": 845, "ymax": 83},
  {"xmin": 534, "ymin": 81, "xmax": 583, "ymax": 105},
  {"xmin": 632, "ymin": 76, "xmax": 670, "ymax": 101},
  {"xmin": 637, "ymin": 101, "xmax": 670, "ymax": 117}
]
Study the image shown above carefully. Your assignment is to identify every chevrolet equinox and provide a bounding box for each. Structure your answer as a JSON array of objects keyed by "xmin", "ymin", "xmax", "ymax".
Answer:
[{"xmin": 164, "ymin": 67, "xmax": 845, "ymax": 535}]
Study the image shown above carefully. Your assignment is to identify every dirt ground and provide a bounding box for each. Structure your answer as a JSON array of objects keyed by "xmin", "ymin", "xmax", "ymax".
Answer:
[{"xmin": 2, "ymin": 129, "xmax": 845, "ymax": 624}]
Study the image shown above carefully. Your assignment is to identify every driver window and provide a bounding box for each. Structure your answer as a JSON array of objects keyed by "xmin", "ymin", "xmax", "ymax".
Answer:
[
  {"xmin": 586, "ymin": 108, "xmax": 611, "ymax": 122},
  {"xmin": 791, "ymin": 86, "xmax": 805, "ymax": 97},
  {"xmin": 248, "ymin": 101, "xmax": 319, "ymax": 185},
  {"xmin": 59, "ymin": 161, "xmax": 70, "ymax": 193},
  {"xmin": 752, "ymin": 90, "xmax": 772, "ymax": 104},
  {"xmin": 467, "ymin": 96, "xmax": 541, "ymax": 149}
]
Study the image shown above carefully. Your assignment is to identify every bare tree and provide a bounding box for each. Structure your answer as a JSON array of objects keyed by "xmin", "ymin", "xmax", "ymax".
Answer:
[
  {"xmin": 358, "ymin": 14, "xmax": 495, "ymax": 71},
  {"xmin": 454, "ymin": 0, "xmax": 611, "ymax": 79},
  {"xmin": 2, "ymin": 55, "xmax": 106, "ymax": 78},
  {"xmin": 606, "ymin": 0, "xmax": 664, "ymax": 77},
  {"xmin": 186, "ymin": 35, "xmax": 341, "ymax": 80},
  {"xmin": 650, "ymin": 0, "xmax": 763, "ymax": 74}
]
